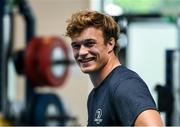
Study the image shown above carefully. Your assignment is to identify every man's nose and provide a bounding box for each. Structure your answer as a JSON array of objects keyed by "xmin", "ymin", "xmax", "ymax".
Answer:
[{"xmin": 79, "ymin": 45, "xmax": 88, "ymax": 55}]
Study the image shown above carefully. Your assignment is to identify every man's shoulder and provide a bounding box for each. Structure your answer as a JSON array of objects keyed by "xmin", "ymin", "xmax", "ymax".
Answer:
[
  {"xmin": 108, "ymin": 65, "xmax": 147, "ymax": 95},
  {"xmin": 108, "ymin": 65, "xmax": 142, "ymax": 86}
]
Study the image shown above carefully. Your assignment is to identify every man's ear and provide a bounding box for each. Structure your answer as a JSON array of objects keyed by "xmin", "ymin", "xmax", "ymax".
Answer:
[{"xmin": 107, "ymin": 37, "xmax": 115, "ymax": 53}]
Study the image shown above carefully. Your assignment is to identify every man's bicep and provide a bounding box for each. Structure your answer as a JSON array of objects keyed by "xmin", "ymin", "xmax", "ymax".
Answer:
[{"xmin": 134, "ymin": 109, "xmax": 164, "ymax": 126}]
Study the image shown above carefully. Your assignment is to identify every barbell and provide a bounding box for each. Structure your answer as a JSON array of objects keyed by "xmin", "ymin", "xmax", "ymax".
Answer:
[{"xmin": 13, "ymin": 36, "xmax": 74, "ymax": 87}]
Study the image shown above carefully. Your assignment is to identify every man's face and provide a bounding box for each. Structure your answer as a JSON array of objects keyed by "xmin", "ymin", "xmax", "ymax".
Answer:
[{"xmin": 71, "ymin": 27, "xmax": 110, "ymax": 73}]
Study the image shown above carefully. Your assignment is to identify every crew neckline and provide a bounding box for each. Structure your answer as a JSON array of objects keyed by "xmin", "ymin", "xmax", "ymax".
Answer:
[{"xmin": 93, "ymin": 65, "xmax": 124, "ymax": 90}]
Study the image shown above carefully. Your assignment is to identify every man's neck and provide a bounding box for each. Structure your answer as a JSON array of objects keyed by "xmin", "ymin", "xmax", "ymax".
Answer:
[{"xmin": 89, "ymin": 55, "xmax": 121, "ymax": 88}]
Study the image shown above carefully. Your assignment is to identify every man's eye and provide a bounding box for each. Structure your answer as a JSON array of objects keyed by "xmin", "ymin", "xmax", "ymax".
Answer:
[
  {"xmin": 84, "ymin": 40, "xmax": 96, "ymax": 47},
  {"xmin": 72, "ymin": 44, "xmax": 80, "ymax": 49}
]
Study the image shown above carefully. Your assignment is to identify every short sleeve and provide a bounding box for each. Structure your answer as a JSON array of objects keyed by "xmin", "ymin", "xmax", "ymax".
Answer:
[{"xmin": 112, "ymin": 78, "xmax": 157, "ymax": 125}]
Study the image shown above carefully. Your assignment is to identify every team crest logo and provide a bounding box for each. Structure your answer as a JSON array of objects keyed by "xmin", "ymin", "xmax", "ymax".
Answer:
[{"xmin": 94, "ymin": 108, "xmax": 103, "ymax": 124}]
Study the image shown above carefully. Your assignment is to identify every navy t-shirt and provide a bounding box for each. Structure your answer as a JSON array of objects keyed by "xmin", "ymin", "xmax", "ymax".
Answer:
[{"xmin": 87, "ymin": 65, "xmax": 157, "ymax": 126}]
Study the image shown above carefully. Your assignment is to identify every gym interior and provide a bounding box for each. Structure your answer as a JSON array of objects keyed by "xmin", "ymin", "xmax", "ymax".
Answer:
[{"xmin": 0, "ymin": 0, "xmax": 180, "ymax": 126}]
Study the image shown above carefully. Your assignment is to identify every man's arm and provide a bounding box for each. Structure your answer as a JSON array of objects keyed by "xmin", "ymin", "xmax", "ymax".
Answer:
[{"xmin": 134, "ymin": 109, "xmax": 164, "ymax": 126}]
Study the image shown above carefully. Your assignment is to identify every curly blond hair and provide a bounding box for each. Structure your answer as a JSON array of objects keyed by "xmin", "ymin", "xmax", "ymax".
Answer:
[{"xmin": 66, "ymin": 10, "xmax": 120, "ymax": 54}]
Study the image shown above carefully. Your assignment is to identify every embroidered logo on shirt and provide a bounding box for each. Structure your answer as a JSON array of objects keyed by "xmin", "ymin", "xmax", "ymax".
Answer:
[{"xmin": 94, "ymin": 108, "xmax": 103, "ymax": 124}]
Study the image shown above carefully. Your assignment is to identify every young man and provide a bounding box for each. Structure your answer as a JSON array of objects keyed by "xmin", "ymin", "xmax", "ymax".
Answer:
[{"xmin": 66, "ymin": 10, "xmax": 163, "ymax": 126}]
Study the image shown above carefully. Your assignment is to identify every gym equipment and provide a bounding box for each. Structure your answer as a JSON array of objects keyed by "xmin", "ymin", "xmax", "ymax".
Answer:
[
  {"xmin": 0, "ymin": 0, "xmax": 15, "ymax": 119},
  {"xmin": 156, "ymin": 50, "xmax": 180, "ymax": 125},
  {"xmin": 24, "ymin": 36, "xmax": 72, "ymax": 87},
  {"xmin": 13, "ymin": 50, "xmax": 24, "ymax": 75},
  {"xmin": 115, "ymin": 13, "xmax": 180, "ymax": 126},
  {"xmin": 13, "ymin": 36, "xmax": 73, "ymax": 87},
  {"xmin": 25, "ymin": 93, "xmax": 77, "ymax": 126},
  {"xmin": 36, "ymin": 94, "xmax": 65, "ymax": 125},
  {"xmin": 1, "ymin": 0, "xmax": 76, "ymax": 125},
  {"xmin": 0, "ymin": 0, "xmax": 4, "ymax": 112}
]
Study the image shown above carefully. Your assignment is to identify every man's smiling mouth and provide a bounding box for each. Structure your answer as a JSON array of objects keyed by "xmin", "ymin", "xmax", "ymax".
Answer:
[{"xmin": 78, "ymin": 57, "xmax": 95, "ymax": 63}]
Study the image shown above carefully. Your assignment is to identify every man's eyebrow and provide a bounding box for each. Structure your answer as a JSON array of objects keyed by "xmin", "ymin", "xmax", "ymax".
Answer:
[
  {"xmin": 71, "ymin": 42, "xmax": 77, "ymax": 46},
  {"xmin": 71, "ymin": 39, "xmax": 96, "ymax": 45},
  {"xmin": 83, "ymin": 39, "xmax": 96, "ymax": 43}
]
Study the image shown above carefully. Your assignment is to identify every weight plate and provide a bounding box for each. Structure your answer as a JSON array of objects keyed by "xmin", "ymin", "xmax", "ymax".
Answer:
[
  {"xmin": 38, "ymin": 37, "xmax": 69, "ymax": 87},
  {"xmin": 24, "ymin": 36, "xmax": 70, "ymax": 87}
]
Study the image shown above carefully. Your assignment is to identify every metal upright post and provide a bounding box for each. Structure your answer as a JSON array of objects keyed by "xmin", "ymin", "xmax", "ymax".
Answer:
[
  {"xmin": 18, "ymin": 0, "xmax": 36, "ymax": 124},
  {"xmin": 1, "ymin": 0, "xmax": 14, "ymax": 117},
  {"xmin": 0, "ymin": 0, "xmax": 5, "ymax": 113}
]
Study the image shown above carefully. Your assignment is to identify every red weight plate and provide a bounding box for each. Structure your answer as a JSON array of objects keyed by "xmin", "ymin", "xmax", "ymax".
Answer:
[
  {"xmin": 38, "ymin": 36, "xmax": 69, "ymax": 87},
  {"xmin": 24, "ymin": 37, "xmax": 46, "ymax": 86}
]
